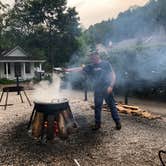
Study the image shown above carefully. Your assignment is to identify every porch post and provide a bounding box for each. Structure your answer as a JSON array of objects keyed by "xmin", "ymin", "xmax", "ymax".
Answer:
[
  {"xmin": 6, "ymin": 63, "xmax": 8, "ymax": 79},
  {"xmin": 23, "ymin": 62, "xmax": 26, "ymax": 79},
  {"xmin": 39, "ymin": 63, "xmax": 42, "ymax": 71}
]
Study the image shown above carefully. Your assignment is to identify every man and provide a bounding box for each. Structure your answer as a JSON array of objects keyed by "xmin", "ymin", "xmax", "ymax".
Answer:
[{"xmin": 65, "ymin": 51, "xmax": 121, "ymax": 130}]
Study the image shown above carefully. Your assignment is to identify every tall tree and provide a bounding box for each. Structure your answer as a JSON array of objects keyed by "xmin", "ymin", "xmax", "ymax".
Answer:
[
  {"xmin": 0, "ymin": 2, "xmax": 10, "ymax": 50},
  {"xmin": 5, "ymin": 0, "xmax": 81, "ymax": 68}
]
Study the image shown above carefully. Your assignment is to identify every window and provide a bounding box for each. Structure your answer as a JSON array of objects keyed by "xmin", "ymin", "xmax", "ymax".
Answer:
[
  {"xmin": 25, "ymin": 63, "xmax": 31, "ymax": 74},
  {"xmin": 4, "ymin": 63, "xmax": 11, "ymax": 74}
]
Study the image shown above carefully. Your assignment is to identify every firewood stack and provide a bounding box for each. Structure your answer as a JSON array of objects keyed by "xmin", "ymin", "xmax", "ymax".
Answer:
[{"xmin": 91, "ymin": 103, "xmax": 161, "ymax": 120}]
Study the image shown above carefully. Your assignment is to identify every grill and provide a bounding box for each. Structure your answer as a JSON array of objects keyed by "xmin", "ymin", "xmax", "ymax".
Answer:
[
  {"xmin": 0, "ymin": 75, "xmax": 32, "ymax": 109},
  {"xmin": 0, "ymin": 86, "xmax": 32, "ymax": 110},
  {"xmin": 28, "ymin": 98, "xmax": 78, "ymax": 142}
]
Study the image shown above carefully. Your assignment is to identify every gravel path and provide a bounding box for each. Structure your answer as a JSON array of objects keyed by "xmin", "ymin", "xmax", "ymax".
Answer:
[{"xmin": 0, "ymin": 90, "xmax": 165, "ymax": 166}]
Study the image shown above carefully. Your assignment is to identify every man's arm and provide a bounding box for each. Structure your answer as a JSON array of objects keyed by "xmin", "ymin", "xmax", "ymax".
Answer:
[
  {"xmin": 65, "ymin": 64, "xmax": 92, "ymax": 74},
  {"xmin": 65, "ymin": 67, "xmax": 83, "ymax": 72},
  {"xmin": 107, "ymin": 69, "xmax": 116, "ymax": 94},
  {"xmin": 110, "ymin": 69, "xmax": 116, "ymax": 87}
]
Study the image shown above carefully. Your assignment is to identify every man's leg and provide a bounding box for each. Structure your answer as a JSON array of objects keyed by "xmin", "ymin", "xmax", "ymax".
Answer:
[
  {"xmin": 104, "ymin": 92, "xmax": 121, "ymax": 130},
  {"xmin": 93, "ymin": 91, "xmax": 104, "ymax": 130}
]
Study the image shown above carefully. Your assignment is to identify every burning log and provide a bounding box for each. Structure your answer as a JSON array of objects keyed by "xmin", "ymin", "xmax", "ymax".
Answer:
[
  {"xmin": 28, "ymin": 99, "xmax": 78, "ymax": 142},
  {"xmin": 91, "ymin": 103, "xmax": 161, "ymax": 120},
  {"xmin": 57, "ymin": 112, "xmax": 68, "ymax": 140},
  {"xmin": 32, "ymin": 112, "xmax": 44, "ymax": 138}
]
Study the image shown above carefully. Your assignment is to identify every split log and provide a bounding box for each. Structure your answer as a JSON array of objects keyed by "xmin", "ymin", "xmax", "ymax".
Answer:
[
  {"xmin": 32, "ymin": 112, "xmax": 44, "ymax": 138},
  {"xmin": 57, "ymin": 113, "xmax": 68, "ymax": 140},
  {"xmin": 122, "ymin": 105, "xmax": 139, "ymax": 110},
  {"xmin": 91, "ymin": 103, "xmax": 161, "ymax": 120}
]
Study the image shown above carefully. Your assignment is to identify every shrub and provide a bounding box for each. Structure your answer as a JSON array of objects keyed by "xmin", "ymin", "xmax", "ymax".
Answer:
[{"xmin": 0, "ymin": 78, "xmax": 15, "ymax": 85}]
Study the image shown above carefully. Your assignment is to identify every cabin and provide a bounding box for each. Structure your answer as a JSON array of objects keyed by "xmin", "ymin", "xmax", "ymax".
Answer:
[{"xmin": 0, "ymin": 46, "xmax": 45, "ymax": 80}]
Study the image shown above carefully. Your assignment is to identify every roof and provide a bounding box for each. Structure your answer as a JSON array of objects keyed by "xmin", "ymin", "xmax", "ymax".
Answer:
[{"xmin": 0, "ymin": 46, "xmax": 45, "ymax": 62}]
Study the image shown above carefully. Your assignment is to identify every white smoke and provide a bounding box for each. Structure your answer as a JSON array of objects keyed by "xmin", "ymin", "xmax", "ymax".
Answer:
[
  {"xmin": 33, "ymin": 73, "xmax": 64, "ymax": 103},
  {"xmin": 96, "ymin": 44, "xmax": 108, "ymax": 54}
]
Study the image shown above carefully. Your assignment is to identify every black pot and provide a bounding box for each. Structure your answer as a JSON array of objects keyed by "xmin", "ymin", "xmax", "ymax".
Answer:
[{"xmin": 34, "ymin": 98, "xmax": 69, "ymax": 115}]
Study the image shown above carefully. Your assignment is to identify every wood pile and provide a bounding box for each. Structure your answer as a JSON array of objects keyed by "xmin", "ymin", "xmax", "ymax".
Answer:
[{"xmin": 91, "ymin": 103, "xmax": 161, "ymax": 120}]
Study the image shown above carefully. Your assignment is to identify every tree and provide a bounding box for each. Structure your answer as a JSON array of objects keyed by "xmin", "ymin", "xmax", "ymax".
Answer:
[
  {"xmin": 0, "ymin": 2, "xmax": 10, "ymax": 50},
  {"xmin": 4, "ymin": 0, "xmax": 81, "ymax": 68}
]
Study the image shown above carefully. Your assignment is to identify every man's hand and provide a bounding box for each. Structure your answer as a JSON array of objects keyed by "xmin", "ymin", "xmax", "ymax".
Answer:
[
  {"xmin": 107, "ymin": 86, "xmax": 113, "ymax": 94},
  {"xmin": 63, "ymin": 67, "xmax": 82, "ymax": 72},
  {"xmin": 64, "ymin": 68, "xmax": 69, "ymax": 72}
]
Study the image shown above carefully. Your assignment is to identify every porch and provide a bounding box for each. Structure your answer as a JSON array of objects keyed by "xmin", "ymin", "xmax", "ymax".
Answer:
[{"xmin": 0, "ymin": 62, "xmax": 42, "ymax": 80}]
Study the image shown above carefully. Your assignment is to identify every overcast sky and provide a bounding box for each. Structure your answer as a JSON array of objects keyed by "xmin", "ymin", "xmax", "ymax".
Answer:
[{"xmin": 2, "ymin": 0, "xmax": 149, "ymax": 28}]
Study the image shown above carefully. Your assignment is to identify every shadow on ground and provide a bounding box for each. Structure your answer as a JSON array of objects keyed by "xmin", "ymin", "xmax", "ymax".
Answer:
[
  {"xmin": 0, "ymin": 113, "xmax": 166, "ymax": 165},
  {"xmin": 0, "ymin": 114, "xmax": 108, "ymax": 165}
]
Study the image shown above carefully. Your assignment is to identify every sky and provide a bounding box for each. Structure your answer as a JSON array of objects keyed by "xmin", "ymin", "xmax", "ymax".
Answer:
[{"xmin": 2, "ymin": 0, "xmax": 149, "ymax": 28}]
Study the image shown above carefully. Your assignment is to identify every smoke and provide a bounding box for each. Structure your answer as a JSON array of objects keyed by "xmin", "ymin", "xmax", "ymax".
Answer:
[
  {"xmin": 32, "ymin": 32, "xmax": 166, "ymax": 101},
  {"xmin": 136, "ymin": 45, "xmax": 166, "ymax": 82},
  {"xmin": 96, "ymin": 44, "xmax": 109, "ymax": 54},
  {"xmin": 105, "ymin": 32, "xmax": 166, "ymax": 90},
  {"xmin": 96, "ymin": 41, "xmax": 113, "ymax": 54},
  {"xmin": 81, "ymin": 30, "xmax": 166, "ymax": 92},
  {"xmin": 32, "ymin": 0, "xmax": 166, "ymax": 98},
  {"xmin": 33, "ymin": 73, "xmax": 64, "ymax": 102}
]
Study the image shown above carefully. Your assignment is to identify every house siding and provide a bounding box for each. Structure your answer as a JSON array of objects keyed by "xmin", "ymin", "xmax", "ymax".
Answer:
[
  {"xmin": 0, "ymin": 46, "xmax": 45, "ymax": 80},
  {"xmin": 5, "ymin": 49, "xmax": 26, "ymax": 57},
  {"xmin": 10, "ymin": 63, "xmax": 15, "ymax": 79},
  {"xmin": 0, "ymin": 62, "xmax": 35, "ymax": 80},
  {"xmin": 22, "ymin": 62, "xmax": 35, "ymax": 80}
]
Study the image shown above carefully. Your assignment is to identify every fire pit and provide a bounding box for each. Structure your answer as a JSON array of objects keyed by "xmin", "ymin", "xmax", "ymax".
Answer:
[{"xmin": 28, "ymin": 98, "xmax": 78, "ymax": 142}]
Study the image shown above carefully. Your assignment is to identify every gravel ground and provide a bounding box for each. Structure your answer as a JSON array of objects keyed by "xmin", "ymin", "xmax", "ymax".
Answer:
[{"xmin": 0, "ymin": 90, "xmax": 165, "ymax": 166}]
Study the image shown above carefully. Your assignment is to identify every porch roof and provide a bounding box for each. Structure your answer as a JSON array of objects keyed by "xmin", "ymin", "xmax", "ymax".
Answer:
[
  {"xmin": 0, "ymin": 59, "xmax": 45, "ymax": 63},
  {"xmin": 0, "ymin": 46, "xmax": 45, "ymax": 63}
]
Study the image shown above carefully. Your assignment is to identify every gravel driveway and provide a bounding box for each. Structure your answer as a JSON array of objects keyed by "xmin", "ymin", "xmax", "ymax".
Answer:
[{"xmin": 0, "ymin": 90, "xmax": 165, "ymax": 166}]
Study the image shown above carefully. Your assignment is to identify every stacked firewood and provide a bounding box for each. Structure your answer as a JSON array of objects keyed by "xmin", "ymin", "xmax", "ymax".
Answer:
[{"xmin": 91, "ymin": 103, "xmax": 161, "ymax": 120}]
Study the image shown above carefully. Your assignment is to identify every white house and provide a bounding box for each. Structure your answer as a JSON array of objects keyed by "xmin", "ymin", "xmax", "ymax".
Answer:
[{"xmin": 0, "ymin": 46, "xmax": 45, "ymax": 80}]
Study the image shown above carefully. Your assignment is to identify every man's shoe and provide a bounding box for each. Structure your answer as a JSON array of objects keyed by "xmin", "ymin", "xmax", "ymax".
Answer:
[
  {"xmin": 115, "ymin": 121, "xmax": 121, "ymax": 130},
  {"xmin": 92, "ymin": 123, "xmax": 101, "ymax": 131}
]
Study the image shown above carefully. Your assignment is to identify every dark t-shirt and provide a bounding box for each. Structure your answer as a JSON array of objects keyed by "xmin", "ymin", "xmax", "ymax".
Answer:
[{"xmin": 83, "ymin": 60, "xmax": 113, "ymax": 91}]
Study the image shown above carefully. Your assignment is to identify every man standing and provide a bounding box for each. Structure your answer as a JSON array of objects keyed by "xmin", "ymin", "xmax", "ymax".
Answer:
[{"xmin": 66, "ymin": 51, "xmax": 121, "ymax": 130}]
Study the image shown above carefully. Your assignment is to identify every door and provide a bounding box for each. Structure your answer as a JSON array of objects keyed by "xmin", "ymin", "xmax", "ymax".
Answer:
[{"xmin": 14, "ymin": 63, "xmax": 22, "ymax": 77}]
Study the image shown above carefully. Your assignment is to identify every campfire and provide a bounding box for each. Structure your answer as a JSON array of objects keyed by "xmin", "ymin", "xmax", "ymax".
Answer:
[{"xmin": 28, "ymin": 98, "xmax": 78, "ymax": 143}]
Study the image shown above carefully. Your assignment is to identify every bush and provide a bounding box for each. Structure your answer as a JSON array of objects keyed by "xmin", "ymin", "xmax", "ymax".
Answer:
[{"xmin": 0, "ymin": 78, "xmax": 16, "ymax": 85}]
